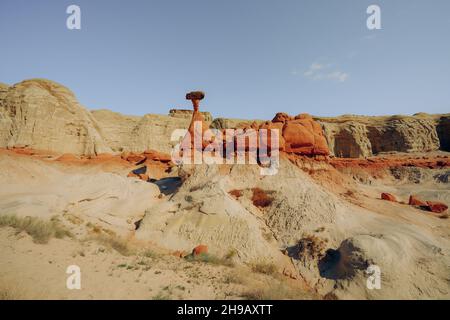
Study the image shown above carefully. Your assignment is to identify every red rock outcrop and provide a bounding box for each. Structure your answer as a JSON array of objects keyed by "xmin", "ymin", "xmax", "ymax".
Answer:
[
  {"xmin": 124, "ymin": 149, "xmax": 174, "ymax": 180},
  {"xmin": 192, "ymin": 244, "xmax": 208, "ymax": 256},
  {"xmin": 381, "ymin": 193, "xmax": 397, "ymax": 202},
  {"xmin": 266, "ymin": 112, "xmax": 329, "ymax": 156},
  {"xmin": 426, "ymin": 201, "xmax": 448, "ymax": 213},
  {"xmin": 409, "ymin": 195, "xmax": 427, "ymax": 207}
]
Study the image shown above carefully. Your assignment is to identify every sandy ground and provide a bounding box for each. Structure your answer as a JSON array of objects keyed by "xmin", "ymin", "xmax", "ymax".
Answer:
[{"xmin": 0, "ymin": 149, "xmax": 449, "ymax": 299}]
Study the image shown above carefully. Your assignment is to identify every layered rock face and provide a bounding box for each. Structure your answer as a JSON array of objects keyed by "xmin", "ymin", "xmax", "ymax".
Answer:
[
  {"xmin": 91, "ymin": 110, "xmax": 191, "ymax": 154},
  {"xmin": 0, "ymin": 79, "xmax": 111, "ymax": 155},
  {"xmin": 318, "ymin": 114, "xmax": 449, "ymax": 158},
  {"xmin": 169, "ymin": 109, "xmax": 212, "ymax": 122},
  {"xmin": 1, "ymin": 79, "xmax": 448, "ymax": 158}
]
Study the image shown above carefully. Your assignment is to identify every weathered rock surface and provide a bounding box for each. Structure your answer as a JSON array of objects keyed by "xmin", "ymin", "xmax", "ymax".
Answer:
[
  {"xmin": 381, "ymin": 192, "xmax": 397, "ymax": 202},
  {"xmin": 0, "ymin": 79, "xmax": 112, "ymax": 155},
  {"xmin": 1, "ymin": 79, "xmax": 448, "ymax": 158},
  {"xmin": 169, "ymin": 109, "xmax": 212, "ymax": 122},
  {"xmin": 318, "ymin": 114, "xmax": 450, "ymax": 158}
]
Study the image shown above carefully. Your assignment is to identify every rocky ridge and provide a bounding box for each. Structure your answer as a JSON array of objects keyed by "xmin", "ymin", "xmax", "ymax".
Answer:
[{"xmin": 0, "ymin": 79, "xmax": 448, "ymax": 158}]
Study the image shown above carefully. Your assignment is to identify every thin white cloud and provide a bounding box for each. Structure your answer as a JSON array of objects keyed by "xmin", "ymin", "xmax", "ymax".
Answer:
[{"xmin": 302, "ymin": 62, "xmax": 349, "ymax": 83}]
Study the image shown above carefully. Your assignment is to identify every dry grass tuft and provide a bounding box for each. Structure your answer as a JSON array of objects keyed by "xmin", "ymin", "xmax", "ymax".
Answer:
[
  {"xmin": 0, "ymin": 214, "xmax": 72, "ymax": 244},
  {"xmin": 86, "ymin": 234, "xmax": 134, "ymax": 256},
  {"xmin": 249, "ymin": 260, "xmax": 278, "ymax": 276},
  {"xmin": 297, "ymin": 234, "xmax": 327, "ymax": 260},
  {"xmin": 223, "ymin": 270, "xmax": 246, "ymax": 284},
  {"xmin": 185, "ymin": 253, "xmax": 235, "ymax": 267}
]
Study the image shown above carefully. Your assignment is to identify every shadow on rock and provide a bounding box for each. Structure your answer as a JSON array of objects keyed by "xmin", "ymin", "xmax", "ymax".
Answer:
[{"xmin": 149, "ymin": 177, "xmax": 182, "ymax": 195}]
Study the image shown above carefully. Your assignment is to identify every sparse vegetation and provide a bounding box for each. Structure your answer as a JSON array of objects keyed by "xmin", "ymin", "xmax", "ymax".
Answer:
[
  {"xmin": 185, "ymin": 253, "xmax": 235, "ymax": 267},
  {"xmin": 0, "ymin": 214, "xmax": 72, "ymax": 244},
  {"xmin": 297, "ymin": 234, "xmax": 327, "ymax": 260},
  {"xmin": 223, "ymin": 270, "xmax": 246, "ymax": 284},
  {"xmin": 141, "ymin": 249, "xmax": 159, "ymax": 259},
  {"xmin": 86, "ymin": 234, "xmax": 134, "ymax": 256},
  {"xmin": 249, "ymin": 260, "xmax": 278, "ymax": 275}
]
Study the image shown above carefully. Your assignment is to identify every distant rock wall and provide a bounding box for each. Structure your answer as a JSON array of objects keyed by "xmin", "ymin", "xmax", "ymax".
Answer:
[
  {"xmin": 317, "ymin": 114, "xmax": 449, "ymax": 158},
  {"xmin": 169, "ymin": 109, "xmax": 213, "ymax": 122},
  {"xmin": 91, "ymin": 110, "xmax": 191, "ymax": 154},
  {"xmin": 0, "ymin": 79, "xmax": 448, "ymax": 158}
]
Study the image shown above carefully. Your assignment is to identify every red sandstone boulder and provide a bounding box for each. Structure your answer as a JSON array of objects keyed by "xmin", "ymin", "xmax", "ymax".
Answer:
[
  {"xmin": 258, "ymin": 121, "xmax": 285, "ymax": 151},
  {"xmin": 409, "ymin": 195, "xmax": 427, "ymax": 207},
  {"xmin": 274, "ymin": 113, "xmax": 329, "ymax": 156},
  {"xmin": 272, "ymin": 112, "xmax": 292, "ymax": 123},
  {"xmin": 426, "ymin": 201, "xmax": 448, "ymax": 213},
  {"xmin": 381, "ymin": 193, "xmax": 397, "ymax": 202},
  {"xmin": 192, "ymin": 245, "xmax": 208, "ymax": 256},
  {"xmin": 294, "ymin": 113, "xmax": 313, "ymax": 120}
]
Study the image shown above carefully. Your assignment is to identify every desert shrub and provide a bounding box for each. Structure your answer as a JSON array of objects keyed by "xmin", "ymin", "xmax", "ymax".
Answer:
[
  {"xmin": 141, "ymin": 249, "xmax": 159, "ymax": 259},
  {"xmin": 223, "ymin": 270, "xmax": 246, "ymax": 284},
  {"xmin": 0, "ymin": 214, "xmax": 72, "ymax": 244},
  {"xmin": 229, "ymin": 189, "xmax": 243, "ymax": 199},
  {"xmin": 297, "ymin": 234, "xmax": 327, "ymax": 260},
  {"xmin": 224, "ymin": 248, "xmax": 238, "ymax": 260},
  {"xmin": 250, "ymin": 260, "xmax": 278, "ymax": 275},
  {"xmin": 87, "ymin": 234, "xmax": 134, "ymax": 256},
  {"xmin": 251, "ymin": 188, "xmax": 273, "ymax": 208},
  {"xmin": 185, "ymin": 253, "xmax": 234, "ymax": 267}
]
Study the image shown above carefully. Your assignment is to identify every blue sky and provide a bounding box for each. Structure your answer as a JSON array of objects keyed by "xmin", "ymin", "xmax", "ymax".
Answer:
[{"xmin": 1, "ymin": 0, "xmax": 449, "ymax": 119}]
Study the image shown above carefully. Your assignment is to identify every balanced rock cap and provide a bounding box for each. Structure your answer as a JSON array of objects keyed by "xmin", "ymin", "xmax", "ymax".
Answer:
[{"xmin": 186, "ymin": 91, "xmax": 205, "ymax": 100}]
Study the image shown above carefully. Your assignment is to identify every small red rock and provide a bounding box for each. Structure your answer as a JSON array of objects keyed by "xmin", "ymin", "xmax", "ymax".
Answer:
[
  {"xmin": 381, "ymin": 193, "xmax": 397, "ymax": 202},
  {"xmin": 409, "ymin": 195, "xmax": 427, "ymax": 207},
  {"xmin": 426, "ymin": 201, "xmax": 448, "ymax": 213},
  {"xmin": 192, "ymin": 245, "xmax": 208, "ymax": 256}
]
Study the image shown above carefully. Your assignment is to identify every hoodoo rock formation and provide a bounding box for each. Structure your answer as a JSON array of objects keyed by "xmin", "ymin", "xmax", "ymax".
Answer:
[{"xmin": 0, "ymin": 79, "xmax": 448, "ymax": 159}]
